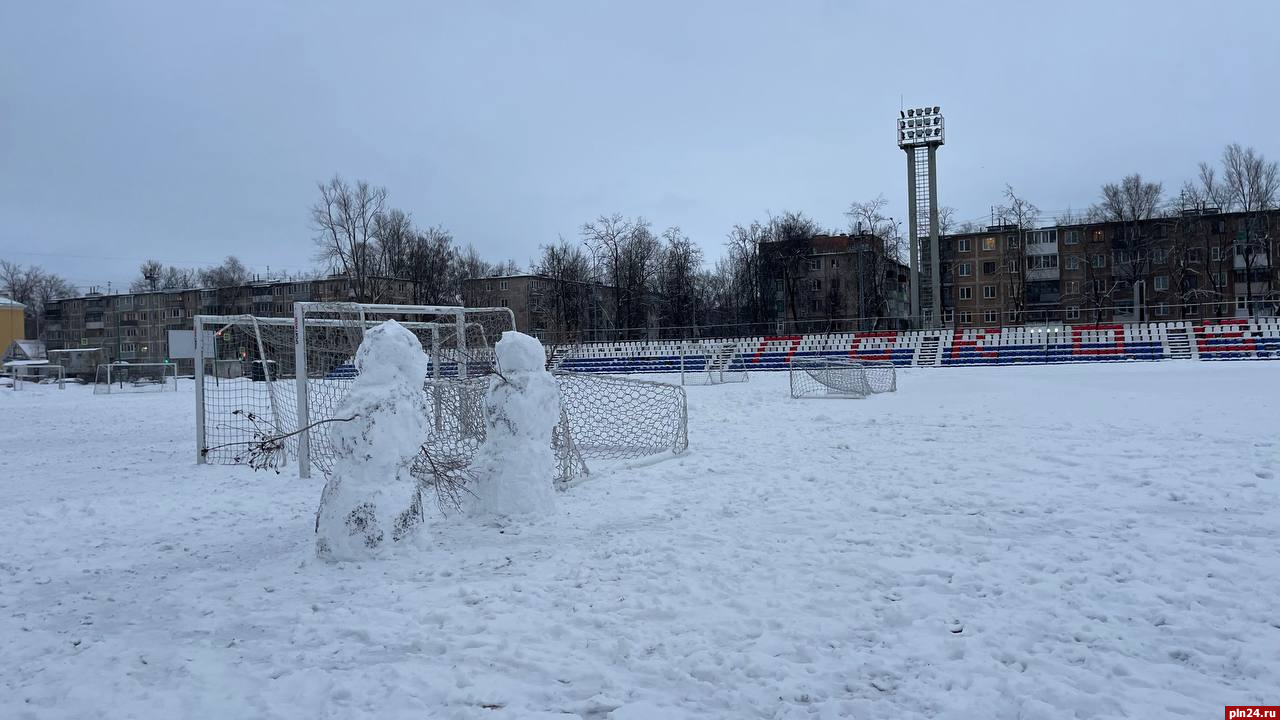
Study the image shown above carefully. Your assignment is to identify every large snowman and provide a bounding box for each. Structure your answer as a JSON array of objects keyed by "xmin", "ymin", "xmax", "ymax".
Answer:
[{"xmin": 466, "ymin": 330, "xmax": 560, "ymax": 520}]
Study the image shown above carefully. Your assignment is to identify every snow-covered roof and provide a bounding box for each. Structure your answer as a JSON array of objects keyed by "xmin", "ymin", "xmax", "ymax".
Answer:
[
  {"xmin": 3, "ymin": 359, "xmax": 50, "ymax": 368},
  {"xmin": 0, "ymin": 296, "xmax": 26, "ymax": 309},
  {"xmin": 3, "ymin": 339, "xmax": 46, "ymax": 362}
]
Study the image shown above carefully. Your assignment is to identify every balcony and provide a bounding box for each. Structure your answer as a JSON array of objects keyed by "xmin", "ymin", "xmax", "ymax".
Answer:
[
  {"xmin": 1234, "ymin": 251, "xmax": 1271, "ymax": 270},
  {"xmin": 1026, "ymin": 267, "xmax": 1060, "ymax": 281}
]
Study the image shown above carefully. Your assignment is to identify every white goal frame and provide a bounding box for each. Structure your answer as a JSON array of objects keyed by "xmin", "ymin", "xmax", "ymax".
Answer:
[
  {"xmin": 193, "ymin": 302, "xmax": 517, "ymax": 479},
  {"xmin": 95, "ymin": 362, "xmax": 179, "ymax": 394},
  {"xmin": 789, "ymin": 357, "xmax": 897, "ymax": 399},
  {"xmin": 7, "ymin": 363, "xmax": 66, "ymax": 390},
  {"xmin": 678, "ymin": 340, "xmax": 748, "ymax": 386}
]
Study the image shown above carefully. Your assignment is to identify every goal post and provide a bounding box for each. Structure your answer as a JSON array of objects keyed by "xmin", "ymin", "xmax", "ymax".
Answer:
[
  {"xmin": 789, "ymin": 357, "xmax": 897, "ymax": 399},
  {"xmin": 678, "ymin": 340, "xmax": 748, "ymax": 386},
  {"xmin": 94, "ymin": 362, "xmax": 178, "ymax": 394},
  {"xmin": 6, "ymin": 363, "xmax": 66, "ymax": 390}
]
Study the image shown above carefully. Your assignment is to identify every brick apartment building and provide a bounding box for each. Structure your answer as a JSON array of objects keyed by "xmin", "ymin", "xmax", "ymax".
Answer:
[
  {"xmin": 930, "ymin": 208, "xmax": 1278, "ymax": 326},
  {"xmin": 44, "ymin": 275, "xmax": 417, "ymax": 364},
  {"xmin": 462, "ymin": 274, "xmax": 617, "ymax": 342},
  {"xmin": 761, "ymin": 232, "xmax": 912, "ymax": 332}
]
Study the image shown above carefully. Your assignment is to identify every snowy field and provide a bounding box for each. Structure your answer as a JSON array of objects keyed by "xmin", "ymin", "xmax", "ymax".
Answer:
[{"xmin": 2, "ymin": 362, "xmax": 1279, "ymax": 719}]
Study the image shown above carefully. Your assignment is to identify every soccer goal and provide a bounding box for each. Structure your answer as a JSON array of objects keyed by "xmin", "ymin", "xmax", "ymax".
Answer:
[
  {"xmin": 678, "ymin": 340, "xmax": 748, "ymax": 386},
  {"xmin": 194, "ymin": 302, "xmax": 690, "ymax": 490},
  {"xmin": 94, "ymin": 362, "xmax": 178, "ymax": 394},
  {"xmin": 789, "ymin": 357, "xmax": 897, "ymax": 399},
  {"xmin": 6, "ymin": 363, "xmax": 66, "ymax": 390},
  {"xmin": 194, "ymin": 302, "xmax": 518, "ymax": 478}
]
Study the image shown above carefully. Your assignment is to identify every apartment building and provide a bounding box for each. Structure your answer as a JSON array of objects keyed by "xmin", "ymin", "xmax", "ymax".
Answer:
[
  {"xmin": 761, "ymin": 233, "xmax": 911, "ymax": 332},
  {"xmin": 937, "ymin": 209, "xmax": 1277, "ymax": 326},
  {"xmin": 462, "ymin": 274, "xmax": 617, "ymax": 342},
  {"xmin": 44, "ymin": 275, "xmax": 418, "ymax": 363}
]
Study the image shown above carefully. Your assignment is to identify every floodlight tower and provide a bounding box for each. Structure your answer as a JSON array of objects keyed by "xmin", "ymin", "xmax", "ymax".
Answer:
[{"xmin": 897, "ymin": 106, "xmax": 945, "ymax": 327}]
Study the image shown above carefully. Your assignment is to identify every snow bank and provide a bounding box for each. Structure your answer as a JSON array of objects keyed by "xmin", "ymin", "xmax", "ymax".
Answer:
[
  {"xmin": 466, "ymin": 331, "xmax": 560, "ymax": 519},
  {"xmin": 315, "ymin": 320, "xmax": 430, "ymax": 560}
]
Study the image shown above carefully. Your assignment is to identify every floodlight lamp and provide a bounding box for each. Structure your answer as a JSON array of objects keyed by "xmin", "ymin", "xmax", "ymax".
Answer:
[
  {"xmin": 907, "ymin": 108, "xmax": 914, "ymax": 117},
  {"xmin": 933, "ymin": 106, "xmax": 940, "ymax": 114}
]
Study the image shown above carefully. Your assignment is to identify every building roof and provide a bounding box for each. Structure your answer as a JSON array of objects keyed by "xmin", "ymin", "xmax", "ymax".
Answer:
[
  {"xmin": 4, "ymin": 339, "xmax": 46, "ymax": 361},
  {"xmin": 0, "ymin": 296, "xmax": 26, "ymax": 309}
]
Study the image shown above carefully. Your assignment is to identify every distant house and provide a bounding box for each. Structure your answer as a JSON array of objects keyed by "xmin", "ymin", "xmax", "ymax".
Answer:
[
  {"xmin": 1, "ymin": 297, "xmax": 25, "ymax": 356},
  {"xmin": 3, "ymin": 339, "xmax": 46, "ymax": 364}
]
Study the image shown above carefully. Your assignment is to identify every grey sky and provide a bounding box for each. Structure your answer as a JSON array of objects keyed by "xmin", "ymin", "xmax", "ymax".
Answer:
[{"xmin": 3, "ymin": 0, "xmax": 1277, "ymax": 294}]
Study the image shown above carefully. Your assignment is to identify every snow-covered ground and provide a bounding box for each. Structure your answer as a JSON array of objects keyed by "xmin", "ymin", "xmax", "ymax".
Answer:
[{"xmin": 2, "ymin": 362, "xmax": 1278, "ymax": 719}]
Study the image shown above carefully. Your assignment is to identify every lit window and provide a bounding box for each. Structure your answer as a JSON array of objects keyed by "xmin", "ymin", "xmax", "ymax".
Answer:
[{"xmin": 982, "ymin": 237, "xmax": 997, "ymax": 251}]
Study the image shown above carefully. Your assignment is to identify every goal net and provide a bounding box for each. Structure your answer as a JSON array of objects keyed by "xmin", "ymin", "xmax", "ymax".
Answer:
[
  {"xmin": 94, "ymin": 362, "xmax": 178, "ymax": 394},
  {"xmin": 789, "ymin": 357, "xmax": 897, "ymax": 399},
  {"xmin": 194, "ymin": 303, "xmax": 688, "ymax": 494},
  {"xmin": 679, "ymin": 340, "xmax": 748, "ymax": 386}
]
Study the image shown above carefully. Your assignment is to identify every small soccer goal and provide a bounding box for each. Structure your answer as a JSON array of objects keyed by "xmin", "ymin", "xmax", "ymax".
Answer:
[
  {"xmin": 94, "ymin": 362, "xmax": 179, "ymax": 394},
  {"xmin": 789, "ymin": 357, "xmax": 897, "ymax": 399},
  {"xmin": 6, "ymin": 363, "xmax": 66, "ymax": 390},
  {"xmin": 678, "ymin": 340, "xmax": 748, "ymax": 386}
]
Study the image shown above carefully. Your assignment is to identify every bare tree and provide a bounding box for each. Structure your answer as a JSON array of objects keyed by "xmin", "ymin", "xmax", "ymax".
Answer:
[
  {"xmin": 310, "ymin": 176, "xmax": 389, "ymax": 302},
  {"xmin": 532, "ymin": 237, "xmax": 598, "ymax": 343},
  {"xmin": 995, "ymin": 185, "xmax": 1041, "ymax": 322},
  {"xmin": 655, "ymin": 226, "xmax": 703, "ymax": 335},
  {"xmin": 199, "ymin": 256, "xmax": 250, "ymax": 288},
  {"xmin": 1, "ymin": 260, "xmax": 74, "ymax": 339},
  {"xmin": 130, "ymin": 260, "xmax": 198, "ymax": 292},
  {"xmin": 1220, "ymin": 144, "xmax": 1279, "ymax": 314},
  {"xmin": 846, "ymin": 195, "xmax": 905, "ymax": 329},
  {"xmin": 759, "ymin": 211, "xmax": 822, "ymax": 332},
  {"xmin": 1091, "ymin": 173, "xmax": 1164, "ymax": 319}
]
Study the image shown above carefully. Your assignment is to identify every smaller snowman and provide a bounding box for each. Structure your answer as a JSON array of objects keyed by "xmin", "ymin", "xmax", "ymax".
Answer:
[
  {"xmin": 466, "ymin": 331, "xmax": 560, "ymax": 520},
  {"xmin": 315, "ymin": 320, "xmax": 430, "ymax": 560}
]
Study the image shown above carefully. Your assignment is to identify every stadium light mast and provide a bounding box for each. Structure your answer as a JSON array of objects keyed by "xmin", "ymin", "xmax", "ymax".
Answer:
[{"xmin": 897, "ymin": 105, "xmax": 945, "ymax": 327}]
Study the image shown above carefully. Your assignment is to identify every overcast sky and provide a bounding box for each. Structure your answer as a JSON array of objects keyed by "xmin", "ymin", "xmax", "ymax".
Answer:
[{"xmin": 3, "ymin": 0, "xmax": 1278, "ymax": 294}]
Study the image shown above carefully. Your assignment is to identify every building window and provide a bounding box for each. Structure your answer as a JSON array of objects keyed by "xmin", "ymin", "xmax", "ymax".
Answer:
[
  {"xmin": 958, "ymin": 263, "xmax": 972, "ymax": 277},
  {"xmin": 1093, "ymin": 280, "xmax": 1107, "ymax": 294},
  {"xmin": 500, "ymin": 298, "xmax": 509, "ymax": 307},
  {"xmin": 1065, "ymin": 306, "xmax": 1081, "ymax": 320},
  {"xmin": 1184, "ymin": 304, "xmax": 1198, "ymax": 317},
  {"xmin": 1092, "ymin": 254, "xmax": 1106, "ymax": 268},
  {"xmin": 125, "ymin": 328, "xmax": 137, "ymax": 337},
  {"xmin": 982, "ymin": 261, "xmax": 997, "ymax": 275},
  {"xmin": 1065, "ymin": 255, "xmax": 1080, "ymax": 270},
  {"xmin": 1214, "ymin": 271, "xmax": 1227, "ymax": 287},
  {"xmin": 1065, "ymin": 230, "xmax": 1081, "ymax": 245},
  {"xmin": 958, "ymin": 238, "xmax": 971, "ymax": 252},
  {"xmin": 1152, "ymin": 248, "xmax": 1168, "ymax": 264},
  {"xmin": 806, "ymin": 258, "xmax": 820, "ymax": 271},
  {"xmin": 982, "ymin": 237, "xmax": 997, "ymax": 251},
  {"xmin": 983, "ymin": 310, "xmax": 998, "ymax": 324},
  {"xmin": 485, "ymin": 281, "xmax": 492, "ymax": 291},
  {"xmin": 1211, "ymin": 247, "xmax": 1222, "ymax": 261},
  {"xmin": 1065, "ymin": 280, "xmax": 1079, "ymax": 294},
  {"xmin": 958, "ymin": 311, "xmax": 972, "ymax": 324},
  {"xmin": 121, "ymin": 343, "xmax": 136, "ymax": 353},
  {"xmin": 1005, "ymin": 310, "xmax": 1018, "ymax": 322},
  {"xmin": 169, "ymin": 308, "xmax": 183, "ymax": 318},
  {"xmin": 942, "ymin": 310, "xmax": 954, "ymax": 323},
  {"xmin": 499, "ymin": 280, "xmax": 509, "ymax": 291},
  {"xmin": 1236, "ymin": 295, "xmax": 1248, "ymax": 310},
  {"xmin": 1155, "ymin": 303, "xmax": 1169, "ymax": 317},
  {"xmin": 1154, "ymin": 275, "xmax": 1169, "ymax": 291},
  {"xmin": 958, "ymin": 286, "xmax": 973, "ymax": 300},
  {"xmin": 809, "ymin": 278, "xmax": 821, "ymax": 291},
  {"xmin": 118, "ymin": 297, "xmax": 133, "ymax": 309},
  {"xmin": 1026, "ymin": 255, "xmax": 1059, "ymax": 271},
  {"xmin": 831, "ymin": 258, "xmax": 839, "ymax": 269},
  {"xmin": 983, "ymin": 285, "xmax": 996, "ymax": 299}
]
